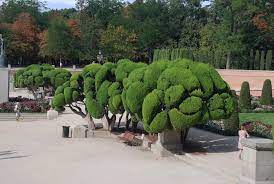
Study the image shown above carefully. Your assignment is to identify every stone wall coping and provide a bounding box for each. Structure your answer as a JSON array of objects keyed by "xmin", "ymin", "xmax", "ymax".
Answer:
[{"xmin": 241, "ymin": 137, "xmax": 273, "ymax": 151}]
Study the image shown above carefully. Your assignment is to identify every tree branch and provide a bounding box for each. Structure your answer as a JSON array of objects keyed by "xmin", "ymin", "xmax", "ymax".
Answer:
[{"xmin": 69, "ymin": 104, "xmax": 86, "ymax": 118}]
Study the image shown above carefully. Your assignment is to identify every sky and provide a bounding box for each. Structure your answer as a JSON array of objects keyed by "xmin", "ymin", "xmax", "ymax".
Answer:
[
  {"xmin": 46, "ymin": 0, "xmax": 76, "ymax": 9},
  {"xmin": 0, "ymin": 0, "xmax": 211, "ymax": 10}
]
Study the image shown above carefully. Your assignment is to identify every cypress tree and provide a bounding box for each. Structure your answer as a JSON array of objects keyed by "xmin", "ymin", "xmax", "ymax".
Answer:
[
  {"xmin": 249, "ymin": 49, "xmax": 254, "ymax": 70},
  {"xmin": 239, "ymin": 81, "xmax": 251, "ymax": 110},
  {"xmin": 266, "ymin": 50, "xmax": 272, "ymax": 70},
  {"xmin": 260, "ymin": 50, "xmax": 265, "ymax": 70},
  {"xmin": 260, "ymin": 79, "xmax": 273, "ymax": 105},
  {"xmin": 254, "ymin": 50, "xmax": 260, "ymax": 70}
]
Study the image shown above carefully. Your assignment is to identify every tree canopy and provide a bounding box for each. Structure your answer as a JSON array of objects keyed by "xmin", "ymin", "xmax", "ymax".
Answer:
[{"xmin": 53, "ymin": 59, "xmax": 234, "ymax": 133}]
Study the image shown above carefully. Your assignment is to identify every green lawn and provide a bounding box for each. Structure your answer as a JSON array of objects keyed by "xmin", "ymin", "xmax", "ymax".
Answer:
[{"xmin": 239, "ymin": 113, "xmax": 274, "ymax": 125}]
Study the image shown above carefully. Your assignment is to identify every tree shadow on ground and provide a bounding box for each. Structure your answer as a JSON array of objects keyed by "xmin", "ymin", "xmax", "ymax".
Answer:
[
  {"xmin": 0, "ymin": 150, "xmax": 30, "ymax": 160},
  {"xmin": 184, "ymin": 128, "xmax": 238, "ymax": 154}
]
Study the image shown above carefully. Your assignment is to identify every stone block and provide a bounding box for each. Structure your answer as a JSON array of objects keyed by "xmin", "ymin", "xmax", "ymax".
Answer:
[
  {"xmin": 71, "ymin": 125, "xmax": 87, "ymax": 138},
  {"xmin": 159, "ymin": 130, "xmax": 181, "ymax": 145},
  {"xmin": 0, "ymin": 68, "xmax": 9, "ymax": 103},
  {"xmin": 47, "ymin": 109, "xmax": 58, "ymax": 120},
  {"xmin": 239, "ymin": 138, "xmax": 274, "ymax": 184}
]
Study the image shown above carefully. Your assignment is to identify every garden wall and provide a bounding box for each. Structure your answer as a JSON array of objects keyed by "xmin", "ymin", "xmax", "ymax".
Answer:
[{"xmin": 217, "ymin": 69, "xmax": 274, "ymax": 96}]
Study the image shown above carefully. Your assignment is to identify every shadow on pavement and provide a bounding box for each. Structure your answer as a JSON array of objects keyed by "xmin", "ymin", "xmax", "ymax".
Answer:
[{"xmin": 184, "ymin": 128, "xmax": 238, "ymax": 154}]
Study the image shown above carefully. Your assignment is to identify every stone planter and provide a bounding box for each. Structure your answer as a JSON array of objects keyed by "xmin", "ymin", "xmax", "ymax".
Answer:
[
  {"xmin": 152, "ymin": 129, "xmax": 187, "ymax": 157},
  {"xmin": 47, "ymin": 109, "xmax": 58, "ymax": 120},
  {"xmin": 239, "ymin": 138, "xmax": 274, "ymax": 184}
]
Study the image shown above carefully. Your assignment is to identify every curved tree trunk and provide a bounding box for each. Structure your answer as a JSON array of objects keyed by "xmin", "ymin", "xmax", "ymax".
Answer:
[
  {"xmin": 117, "ymin": 113, "xmax": 124, "ymax": 129},
  {"xmin": 85, "ymin": 113, "xmax": 96, "ymax": 130},
  {"xmin": 125, "ymin": 112, "xmax": 130, "ymax": 130}
]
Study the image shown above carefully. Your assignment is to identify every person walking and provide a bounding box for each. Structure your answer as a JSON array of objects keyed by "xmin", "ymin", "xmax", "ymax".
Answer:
[
  {"xmin": 238, "ymin": 125, "xmax": 250, "ymax": 159},
  {"xmin": 14, "ymin": 102, "xmax": 21, "ymax": 121}
]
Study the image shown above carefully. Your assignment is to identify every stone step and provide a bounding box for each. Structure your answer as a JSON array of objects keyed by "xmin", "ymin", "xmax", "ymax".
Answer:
[{"xmin": 0, "ymin": 113, "xmax": 47, "ymax": 121}]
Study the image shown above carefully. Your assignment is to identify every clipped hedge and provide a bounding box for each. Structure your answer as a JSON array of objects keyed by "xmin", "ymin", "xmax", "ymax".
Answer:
[
  {"xmin": 260, "ymin": 79, "xmax": 272, "ymax": 105},
  {"xmin": 239, "ymin": 81, "xmax": 251, "ymax": 110}
]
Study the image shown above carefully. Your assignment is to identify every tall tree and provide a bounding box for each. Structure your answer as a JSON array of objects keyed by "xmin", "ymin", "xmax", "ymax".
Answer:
[
  {"xmin": 41, "ymin": 17, "xmax": 73, "ymax": 64},
  {"xmin": 8, "ymin": 12, "xmax": 40, "ymax": 65},
  {"xmin": 100, "ymin": 25, "xmax": 137, "ymax": 61}
]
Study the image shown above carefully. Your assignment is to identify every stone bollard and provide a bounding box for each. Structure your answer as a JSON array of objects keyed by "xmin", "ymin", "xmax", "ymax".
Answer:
[
  {"xmin": 73, "ymin": 65, "xmax": 76, "ymax": 70},
  {"xmin": 239, "ymin": 138, "xmax": 274, "ymax": 184},
  {"xmin": 47, "ymin": 109, "xmax": 58, "ymax": 120}
]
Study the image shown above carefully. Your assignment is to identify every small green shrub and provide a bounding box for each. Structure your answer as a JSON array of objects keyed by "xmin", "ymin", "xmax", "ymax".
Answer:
[
  {"xmin": 260, "ymin": 79, "xmax": 272, "ymax": 105},
  {"xmin": 239, "ymin": 81, "xmax": 251, "ymax": 110}
]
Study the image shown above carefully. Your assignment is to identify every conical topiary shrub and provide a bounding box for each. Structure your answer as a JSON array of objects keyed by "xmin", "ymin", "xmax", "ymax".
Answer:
[
  {"xmin": 239, "ymin": 81, "xmax": 251, "ymax": 110},
  {"xmin": 260, "ymin": 79, "xmax": 273, "ymax": 105}
]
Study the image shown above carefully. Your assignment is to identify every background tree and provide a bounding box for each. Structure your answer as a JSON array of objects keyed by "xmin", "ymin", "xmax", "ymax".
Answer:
[
  {"xmin": 41, "ymin": 17, "xmax": 73, "ymax": 65},
  {"xmin": 100, "ymin": 25, "xmax": 137, "ymax": 61},
  {"xmin": 15, "ymin": 64, "xmax": 54, "ymax": 99},
  {"xmin": 8, "ymin": 12, "xmax": 40, "ymax": 65}
]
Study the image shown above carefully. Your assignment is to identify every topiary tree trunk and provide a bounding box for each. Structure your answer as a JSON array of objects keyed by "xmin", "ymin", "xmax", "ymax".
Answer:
[
  {"xmin": 260, "ymin": 79, "xmax": 273, "ymax": 105},
  {"xmin": 239, "ymin": 81, "xmax": 251, "ymax": 110}
]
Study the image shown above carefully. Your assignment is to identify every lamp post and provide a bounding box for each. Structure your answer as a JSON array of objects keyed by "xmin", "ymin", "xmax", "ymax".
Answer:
[{"xmin": 97, "ymin": 50, "xmax": 103, "ymax": 64}]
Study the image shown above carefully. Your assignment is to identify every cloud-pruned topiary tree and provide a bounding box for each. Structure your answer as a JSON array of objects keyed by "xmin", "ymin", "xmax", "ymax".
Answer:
[
  {"xmin": 260, "ymin": 79, "xmax": 272, "ymax": 105},
  {"xmin": 239, "ymin": 81, "xmax": 251, "ymax": 110},
  {"xmin": 52, "ymin": 59, "xmax": 234, "ymax": 135},
  {"xmin": 44, "ymin": 68, "xmax": 72, "ymax": 89},
  {"xmin": 15, "ymin": 64, "xmax": 54, "ymax": 99},
  {"xmin": 142, "ymin": 60, "xmax": 233, "ymax": 133}
]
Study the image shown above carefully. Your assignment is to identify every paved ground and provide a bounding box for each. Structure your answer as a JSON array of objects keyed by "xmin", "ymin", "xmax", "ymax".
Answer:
[{"xmin": 0, "ymin": 116, "xmax": 240, "ymax": 184}]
